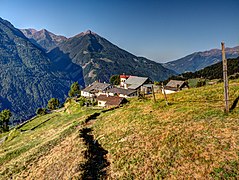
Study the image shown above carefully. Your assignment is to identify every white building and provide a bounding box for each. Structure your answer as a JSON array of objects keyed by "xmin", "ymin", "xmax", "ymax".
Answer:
[
  {"xmin": 162, "ymin": 80, "xmax": 189, "ymax": 94},
  {"xmin": 81, "ymin": 82, "xmax": 113, "ymax": 98}
]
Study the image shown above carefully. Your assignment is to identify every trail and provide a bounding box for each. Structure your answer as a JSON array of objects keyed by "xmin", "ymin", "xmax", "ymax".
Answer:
[
  {"xmin": 78, "ymin": 107, "xmax": 118, "ymax": 179},
  {"xmin": 79, "ymin": 127, "xmax": 109, "ymax": 179}
]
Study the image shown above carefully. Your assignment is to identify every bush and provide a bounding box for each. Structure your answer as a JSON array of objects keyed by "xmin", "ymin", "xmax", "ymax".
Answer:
[
  {"xmin": 0, "ymin": 109, "xmax": 12, "ymax": 132},
  {"xmin": 68, "ymin": 82, "xmax": 81, "ymax": 97},
  {"xmin": 110, "ymin": 75, "xmax": 120, "ymax": 85},
  {"xmin": 36, "ymin": 108, "xmax": 47, "ymax": 116},
  {"xmin": 47, "ymin": 98, "xmax": 60, "ymax": 110},
  {"xmin": 78, "ymin": 97, "xmax": 87, "ymax": 107},
  {"xmin": 196, "ymin": 80, "xmax": 206, "ymax": 87}
]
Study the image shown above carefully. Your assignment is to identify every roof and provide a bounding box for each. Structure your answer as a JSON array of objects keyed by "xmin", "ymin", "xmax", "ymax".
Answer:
[
  {"xmin": 164, "ymin": 86, "xmax": 178, "ymax": 91},
  {"xmin": 106, "ymin": 87, "xmax": 136, "ymax": 96},
  {"xmin": 120, "ymin": 74, "xmax": 130, "ymax": 79},
  {"xmin": 83, "ymin": 82, "xmax": 111, "ymax": 93},
  {"xmin": 142, "ymin": 84, "xmax": 153, "ymax": 88},
  {"xmin": 97, "ymin": 95, "xmax": 126, "ymax": 106},
  {"xmin": 166, "ymin": 80, "xmax": 186, "ymax": 88},
  {"xmin": 124, "ymin": 76, "xmax": 149, "ymax": 90}
]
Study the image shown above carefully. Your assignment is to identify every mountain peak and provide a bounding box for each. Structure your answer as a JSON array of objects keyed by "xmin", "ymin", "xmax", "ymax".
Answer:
[
  {"xmin": 21, "ymin": 28, "xmax": 67, "ymax": 51},
  {"xmin": 39, "ymin": 29, "xmax": 48, "ymax": 33},
  {"xmin": 73, "ymin": 30, "xmax": 97, "ymax": 39},
  {"xmin": 84, "ymin": 30, "xmax": 97, "ymax": 35}
]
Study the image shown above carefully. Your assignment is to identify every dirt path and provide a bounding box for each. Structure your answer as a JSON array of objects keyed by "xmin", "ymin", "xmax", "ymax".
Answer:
[
  {"xmin": 79, "ymin": 127, "xmax": 109, "ymax": 179},
  {"xmin": 78, "ymin": 108, "xmax": 118, "ymax": 179}
]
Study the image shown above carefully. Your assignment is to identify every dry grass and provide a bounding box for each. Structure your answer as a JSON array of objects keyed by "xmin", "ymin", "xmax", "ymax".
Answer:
[
  {"xmin": 0, "ymin": 101, "xmax": 98, "ymax": 179},
  {"xmin": 14, "ymin": 132, "xmax": 86, "ymax": 179},
  {"xmin": 92, "ymin": 80, "xmax": 239, "ymax": 179},
  {"xmin": 1, "ymin": 80, "xmax": 239, "ymax": 179}
]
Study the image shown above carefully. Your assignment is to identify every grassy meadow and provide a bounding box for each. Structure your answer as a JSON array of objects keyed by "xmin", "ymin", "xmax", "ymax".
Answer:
[
  {"xmin": 0, "ymin": 79, "xmax": 239, "ymax": 179},
  {"xmin": 0, "ymin": 101, "xmax": 99, "ymax": 179},
  {"xmin": 93, "ymin": 79, "xmax": 239, "ymax": 179}
]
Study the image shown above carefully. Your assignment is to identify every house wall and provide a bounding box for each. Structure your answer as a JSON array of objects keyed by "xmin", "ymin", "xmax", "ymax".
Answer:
[
  {"xmin": 141, "ymin": 86, "xmax": 152, "ymax": 94},
  {"xmin": 81, "ymin": 91, "xmax": 94, "ymax": 98},
  {"xmin": 96, "ymin": 92, "xmax": 106, "ymax": 97},
  {"xmin": 121, "ymin": 92, "xmax": 137, "ymax": 98},
  {"xmin": 120, "ymin": 77, "xmax": 127, "ymax": 87},
  {"xmin": 181, "ymin": 87, "xmax": 189, "ymax": 90},
  {"xmin": 97, "ymin": 100, "xmax": 106, "ymax": 107},
  {"xmin": 162, "ymin": 89, "xmax": 177, "ymax": 94}
]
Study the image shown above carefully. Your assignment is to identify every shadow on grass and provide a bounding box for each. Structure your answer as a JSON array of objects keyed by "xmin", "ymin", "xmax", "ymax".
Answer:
[
  {"xmin": 79, "ymin": 128, "xmax": 109, "ymax": 179},
  {"xmin": 85, "ymin": 113, "xmax": 101, "ymax": 123},
  {"xmin": 230, "ymin": 96, "xmax": 239, "ymax": 112}
]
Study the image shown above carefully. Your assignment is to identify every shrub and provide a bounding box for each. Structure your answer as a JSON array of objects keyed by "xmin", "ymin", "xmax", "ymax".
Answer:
[
  {"xmin": 0, "ymin": 109, "xmax": 12, "ymax": 132},
  {"xmin": 36, "ymin": 108, "xmax": 47, "ymax": 116},
  {"xmin": 196, "ymin": 80, "xmax": 206, "ymax": 87},
  {"xmin": 110, "ymin": 75, "xmax": 120, "ymax": 85},
  {"xmin": 47, "ymin": 98, "xmax": 60, "ymax": 110},
  {"xmin": 68, "ymin": 82, "xmax": 81, "ymax": 97}
]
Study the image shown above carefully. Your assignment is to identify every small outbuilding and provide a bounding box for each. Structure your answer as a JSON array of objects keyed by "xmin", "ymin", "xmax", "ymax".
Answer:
[
  {"xmin": 106, "ymin": 87, "xmax": 137, "ymax": 98},
  {"xmin": 97, "ymin": 95, "xmax": 127, "ymax": 107},
  {"xmin": 163, "ymin": 80, "xmax": 189, "ymax": 94}
]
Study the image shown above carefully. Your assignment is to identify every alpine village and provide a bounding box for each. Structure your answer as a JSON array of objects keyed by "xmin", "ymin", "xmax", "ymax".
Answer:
[{"xmin": 0, "ymin": 5, "xmax": 239, "ymax": 179}]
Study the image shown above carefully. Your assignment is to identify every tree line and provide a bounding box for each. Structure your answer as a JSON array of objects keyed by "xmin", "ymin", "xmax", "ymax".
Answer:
[{"xmin": 163, "ymin": 57, "xmax": 239, "ymax": 84}]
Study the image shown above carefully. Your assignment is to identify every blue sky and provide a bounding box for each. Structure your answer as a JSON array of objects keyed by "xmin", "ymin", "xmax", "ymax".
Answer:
[{"xmin": 0, "ymin": 0, "xmax": 238, "ymax": 62}]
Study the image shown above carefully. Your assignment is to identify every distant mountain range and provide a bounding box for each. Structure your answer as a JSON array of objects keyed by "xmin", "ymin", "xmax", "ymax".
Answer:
[
  {"xmin": 0, "ymin": 17, "xmax": 175, "ymax": 121},
  {"xmin": 52, "ymin": 30, "xmax": 176, "ymax": 85},
  {"xmin": 163, "ymin": 47, "xmax": 239, "ymax": 73},
  {"xmin": 22, "ymin": 28, "xmax": 176, "ymax": 85}
]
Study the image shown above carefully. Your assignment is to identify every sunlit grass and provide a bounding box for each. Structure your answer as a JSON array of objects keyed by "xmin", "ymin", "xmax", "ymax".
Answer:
[
  {"xmin": 1, "ymin": 80, "xmax": 239, "ymax": 179},
  {"xmin": 93, "ymin": 80, "xmax": 239, "ymax": 179},
  {"xmin": 0, "ymin": 101, "xmax": 99, "ymax": 179}
]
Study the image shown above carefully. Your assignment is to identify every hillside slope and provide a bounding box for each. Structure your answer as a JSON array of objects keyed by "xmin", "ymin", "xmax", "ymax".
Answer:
[
  {"xmin": 1, "ymin": 79, "xmax": 239, "ymax": 179},
  {"xmin": 163, "ymin": 46, "xmax": 239, "ymax": 73},
  {"xmin": 0, "ymin": 102, "xmax": 99, "ymax": 179},
  {"xmin": 0, "ymin": 17, "xmax": 84, "ymax": 121}
]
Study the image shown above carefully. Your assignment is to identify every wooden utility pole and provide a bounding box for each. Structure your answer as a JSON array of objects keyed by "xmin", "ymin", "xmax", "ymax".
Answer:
[
  {"xmin": 221, "ymin": 42, "xmax": 229, "ymax": 113},
  {"xmin": 161, "ymin": 82, "xmax": 168, "ymax": 106}
]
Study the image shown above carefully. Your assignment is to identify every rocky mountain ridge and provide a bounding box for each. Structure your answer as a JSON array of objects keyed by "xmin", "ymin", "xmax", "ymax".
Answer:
[{"xmin": 21, "ymin": 28, "xmax": 67, "ymax": 51}]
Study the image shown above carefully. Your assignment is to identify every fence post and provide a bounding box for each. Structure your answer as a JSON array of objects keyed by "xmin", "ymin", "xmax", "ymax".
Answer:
[
  {"xmin": 152, "ymin": 85, "xmax": 156, "ymax": 103},
  {"xmin": 221, "ymin": 42, "xmax": 229, "ymax": 113},
  {"xmin": 161, "ymin": 82, "xmax": 168, "ymax": 106}
]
